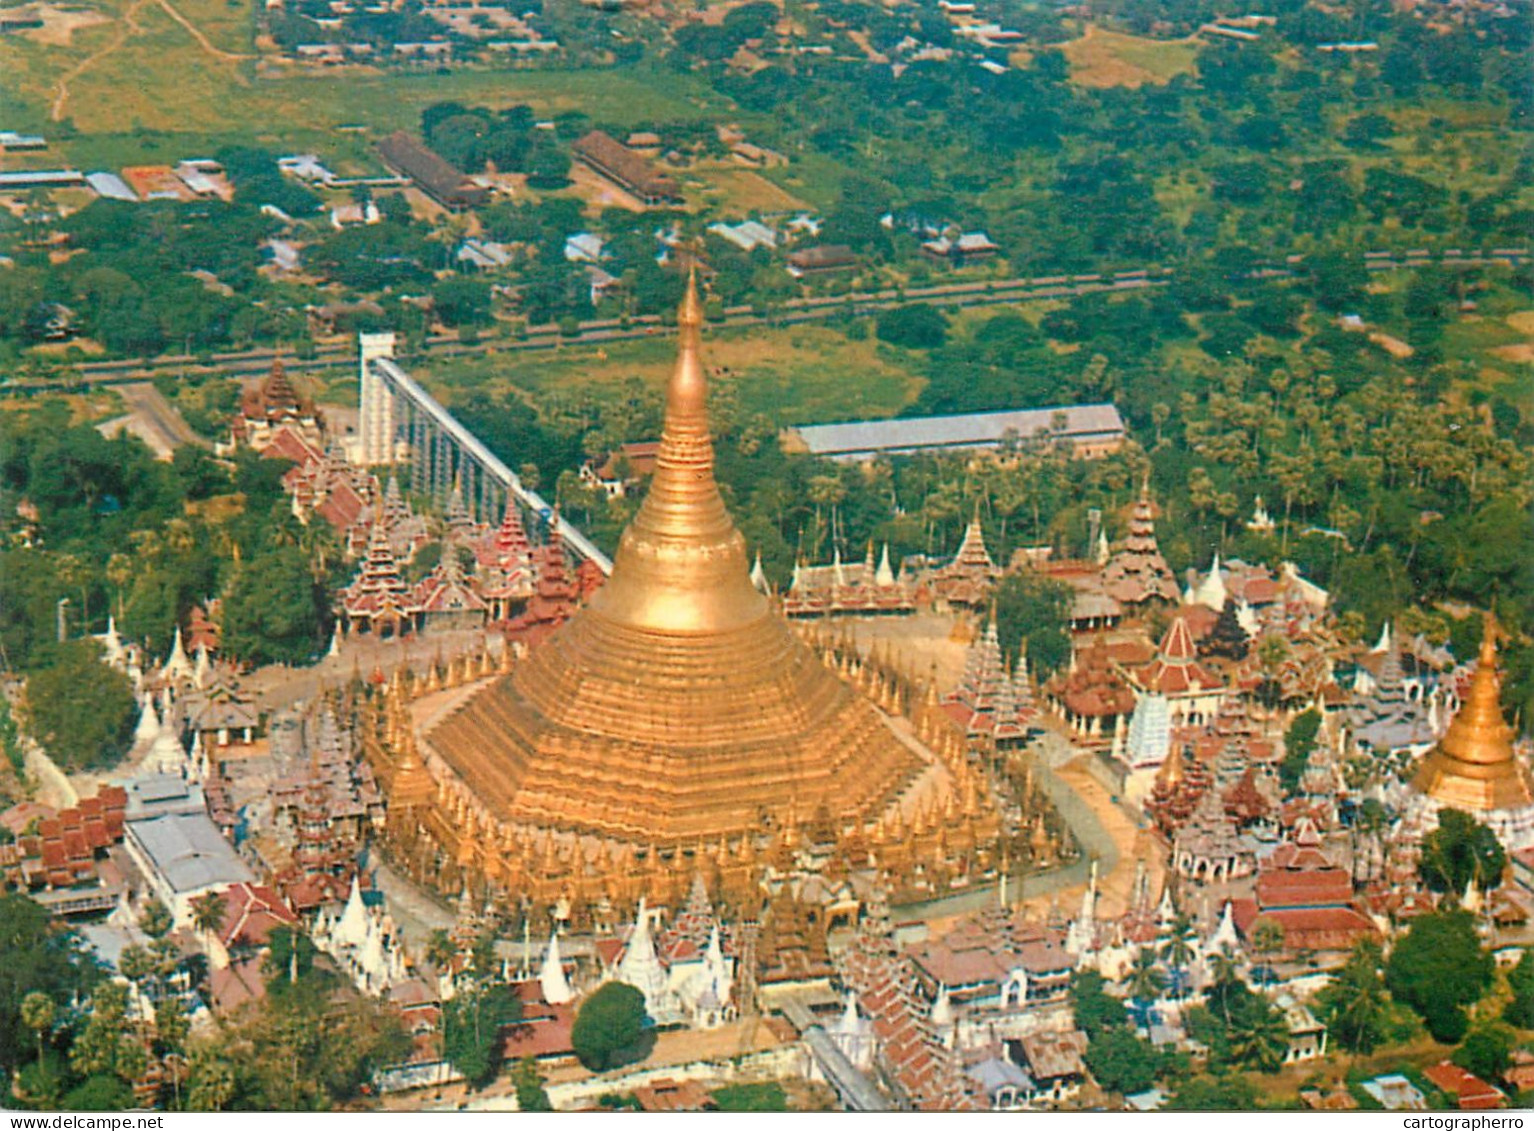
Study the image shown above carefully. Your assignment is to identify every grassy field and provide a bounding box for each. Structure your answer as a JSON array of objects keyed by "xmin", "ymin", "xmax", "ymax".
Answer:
[
  {"xmin": 1060, "ymin": 25, "xmax": 1199, "ymax": 89},
  {"xmin": 693, "ymin": 165, "xmax": 811, "ymax": 216},
  {"xmin": 420, "ymin": 323, "xmax": 926, "ymax": 426},
  {"xmin": 0, "ymin": 0, "xmax": 724, "ymax": 144}
]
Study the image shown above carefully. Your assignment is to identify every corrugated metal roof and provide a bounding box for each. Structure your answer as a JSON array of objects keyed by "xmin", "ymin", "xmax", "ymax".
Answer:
[
  {"xmin": 792, "ymin": 404, "xmax": 1125, "ymax": 457},
  {"xmin": 86, "ymin": 172, "xmax": 139, "ymax": 202},
  {"xmin": 127, "ymin": 812, "xmax": 254, "ymax": 894}
]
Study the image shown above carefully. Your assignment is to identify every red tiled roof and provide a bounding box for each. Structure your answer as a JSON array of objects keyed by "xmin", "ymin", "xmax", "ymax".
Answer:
[
  {"xmin": 1256, "ymin": 868, "xmax": 1355, "ymax": 908},
  {"xmin": 1422, "ymin": 1062, "xmax": 1504, "ymax": 1110}
]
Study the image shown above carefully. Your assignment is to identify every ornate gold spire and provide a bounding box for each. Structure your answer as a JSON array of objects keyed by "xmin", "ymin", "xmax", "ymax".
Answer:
[
  {"xmin": 1412, "ymin": 623, "xmax": 1534, "ymax": 812},
  {"xmin": 586, "ymin": 271, "xmax": 766, "ymax": 635}
]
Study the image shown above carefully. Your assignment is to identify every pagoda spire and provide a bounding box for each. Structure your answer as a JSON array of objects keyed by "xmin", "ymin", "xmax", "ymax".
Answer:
[
  {"xmin": 538, "ymin": 930, "xmax": 574, "ymax": 1005},
  {"xmin": 585, "ymin": 271, "xmax": 766, "ymax": 635},
  {"xmin": 1411, "ymin": 623, "xmax": 1534, "ymax": 812}
]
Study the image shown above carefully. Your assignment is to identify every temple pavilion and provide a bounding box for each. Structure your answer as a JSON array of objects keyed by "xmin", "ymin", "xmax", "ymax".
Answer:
[{"xmin": 366, "ymin": 277, "xmax": 1004, "ymax": 914}]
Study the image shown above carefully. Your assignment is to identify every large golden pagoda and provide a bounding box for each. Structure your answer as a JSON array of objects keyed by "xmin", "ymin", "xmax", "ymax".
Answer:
[
  {"xmin": 1411, "ymin": 629, "xmax": 1534, "ymax": 812},
  {"xmin": 410, "ymin": 277, "xmax": 926, "ymax": 852}
]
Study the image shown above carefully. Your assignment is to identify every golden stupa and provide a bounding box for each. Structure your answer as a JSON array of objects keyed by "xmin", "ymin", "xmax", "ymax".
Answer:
[
  {"xmin": 1411, "ymin": 627, "xmax": 1534, "ymax": 812},
  {"xmin": 416, "ymin": 276, "xmax": 924, "ymax": 848}
]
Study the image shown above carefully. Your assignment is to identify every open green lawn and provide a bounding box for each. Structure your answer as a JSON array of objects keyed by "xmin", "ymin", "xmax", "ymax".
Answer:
[
  {"xmin": 1060, "ymin": 26, "xmax": 1199, "ymax": 89},
  {"xmin": 419, "ymin": 323, "xmax": 925, "ymax": 426},
  {"xmin": 0, "ymin": 0, "xmax": 725, "ymax": 148}
]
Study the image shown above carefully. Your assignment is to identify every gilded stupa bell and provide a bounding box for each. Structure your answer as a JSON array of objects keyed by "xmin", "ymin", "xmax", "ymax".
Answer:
[
  {"xmin": 420, "ymin": 275, "xmax": 922, "ymax": 847},
  {"xmin": 1411, "ymin": 627, "xmax": 1534, "ymax": 812}
]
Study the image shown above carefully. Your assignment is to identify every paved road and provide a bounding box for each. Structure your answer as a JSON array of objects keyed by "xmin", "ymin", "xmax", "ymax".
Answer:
[{"xmin": 14, "ymin": 248, "xmax": 1524, "ymax": 393}]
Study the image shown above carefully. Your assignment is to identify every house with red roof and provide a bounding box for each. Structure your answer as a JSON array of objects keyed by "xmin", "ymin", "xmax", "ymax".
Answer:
[
  {"xmin": 206, "ymin": 882, "xmax": 299, "ymax": 970},
  {"xmin": 1422, "ymin": 1061, "xmax": 1505, "ymax": 1110}
]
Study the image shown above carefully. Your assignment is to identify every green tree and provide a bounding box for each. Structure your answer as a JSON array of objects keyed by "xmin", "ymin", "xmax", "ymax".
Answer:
[
  {"xmin": 513, "ymin": 1056, "xmax": 552, "ymax": 1111},
  {"xmin": 19, "ymin": 991, "xmax": 54, "ymax": 1067},
  {"xmin": 21, "ymin": 642, "xmax": 136, "ymax": 770},
  {"xmin": 432, "ymin": 277, "xmax": 493, "ymax": 327},
  {"xmin": 62, "ymin": 1075, "xmax": 134, "ymax": 1111},
  {"xmin": 1452, "ymin": 1023, "xmax": 1515, "ymax": 1086},
  {"xmin": 993, "ymin": 570, "xmax": 1073, "ymax": 677},
  {"xmin": 1168, "ymin": 1074, "xmax": 1259, "ymax": 1110},
  {"xmin": 1418, "ymin": 809, "xmax": 1507, "ymax": 897},
  {"xmin": 1385, "ymin": 910, "xmax": 1493, "ymax": 1043},
  {"xmin": 571, "ymin": 982, "xmax": 648, "ymax": 1072},
  {"xmin": 220, "ymin": 545, "xmax": 323, "ymax": 666},
  {"xmin": 1125, "ymin": 948, "xmax": 1166, "ymax": 1007},
  {"xmin": 140, "ymin": 901, "xmax": 173, "ymax": 941},
  {"xmin": 0, "ymin": 894, "xmax": 97, "ymax": 1076},
  {"xmin": 1069, "ymin": 969, "xmax": 1127, "ymax": 1036},
  {"xmin": 1279, "ymin": 709, "xmax": 1323, "ymax": 793},
  {"xmin": 875, "ymin": 304, "xmax": 948, "ymax": 350},
  {"xmin": 1317, "ymin": 939, "xmax": 1391, "ymax": 1055},
  {"xmin": 1083, "ymin": 1025, "xmax": 1161, "ymax": 1096},
  {"xmin": 443, "ymin": 981, "xmax": 523, "ymax": 1089},
  {"xmin": 1503, "ymin": 949, "xmax": 1534, "ymax": 1029}
]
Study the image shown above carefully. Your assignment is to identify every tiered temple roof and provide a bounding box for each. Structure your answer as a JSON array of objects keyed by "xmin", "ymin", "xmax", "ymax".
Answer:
[
  {"xmin": 942, "ymin": 617, "xmax": 1036, "ymax": 746},
  {"xmin": 1349, "ymin": 632, "xmax": 1438, "ymax": 754},
  {"xmin": 931, "ymin": 516, "xmax": 1001, "ymax": 609},
  {"xmin": 1100, "ymin": 492, "xmax": 1179, "ymax": 606}
]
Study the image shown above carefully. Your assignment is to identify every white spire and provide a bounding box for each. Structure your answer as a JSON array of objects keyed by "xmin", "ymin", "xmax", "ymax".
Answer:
[
  {"xmin": 832, "ymin": 546, "xmax": 846, "ymax": 587},
  {"xmin": 1195, "ymin": 552, "xmax": 1227, "ymax": 610},
  {"xmin": 1372, "ymin": 621, "xmax": 1393, "ymax": 655},
  {"xmin": 103, "ymin": 616, "xmax": 125, "ymax": 666},
  {"xmin": 150, "ymin": 719, "xmax": 186, "ymax": 776},
  {"xmin": 875, "ymin": 544, "xmax": 895, "ymax": 587},
  {"xmin": 328, "ymin": 620, "xmax": 343, "ymax": 658},
  {"xmin": 193, "ymin": 642, "xmax": 212, "ymax": 689},
  {"xmin": 133, "ymin": 696, "xmax": 161, "ymax": 748},
  {"xmin": 1207, "ymin": 900, "xmax": 1240, "ymax": 952},
  {"xmin": 1235, "ymin": 598, "xmax": 1259, "ymax": 636},
  {"xmin": 931, "ymin": 983, "xmax": 954, "ymax": 1027},
  {"xmin": 749, "ymin": 552, "xmax": 768, "ymax": 594},
  {"xmin": 338, "ymin": 874, "xmax": 370, "ymax": 946},
  {"xmin": 1156, "ymin": 885, "xmax": 1175, "ymax": 928},
  {"xmin": 1094, "ymin": 529, "xmax": 1110, "ymax": 565},
  {"xmin": 161, "ymin": 626, "xmax": 193, "ymax": 683},
  {"xmin": 539, "ymin": 930, "xmax": 574, "ymax": 1005},
  {"xmin": 616, "ymin": 897, "xmax": 668, "ymax": 1014}
]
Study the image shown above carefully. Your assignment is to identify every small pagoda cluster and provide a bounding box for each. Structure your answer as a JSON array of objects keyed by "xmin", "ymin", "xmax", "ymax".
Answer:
[
  {"xmin": 777, "ymin": 514, "xmax": 1003, "ymax": 618},
  {"xmin": 337, "ymin": 492, "xmax": 601, "ymax": 642},
  {"xmin": 780, "ymin": 543, "xmax": 918, "ymax": 617},
  {"xmin": 941, "ymin": 616, "xmax": 1038, "ymax": 749},
  {"xmin": 837, "ymin": 893, "xmax": 986, "ymax": 1112},
  {"xmin": 269, "ymin": 705, "xmax": 386, "ymax": 913}
]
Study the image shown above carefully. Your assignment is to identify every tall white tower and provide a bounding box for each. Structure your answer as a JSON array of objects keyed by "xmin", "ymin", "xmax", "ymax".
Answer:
[{"xmin": 358, "ymin": 331, "xmax": 398, "ymax": 465}]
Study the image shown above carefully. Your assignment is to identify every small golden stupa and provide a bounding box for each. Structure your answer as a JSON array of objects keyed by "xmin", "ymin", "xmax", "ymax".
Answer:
[
  {"xmin": 1411, "ymin": 626, "xmax": 1534, "ymax": 812},
  {"xmin": 415, "ymin": 275, "xmax": 924, "ymax": 848}
]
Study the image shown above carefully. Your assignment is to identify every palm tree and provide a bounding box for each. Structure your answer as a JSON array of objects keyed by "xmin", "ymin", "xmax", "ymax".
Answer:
[
  {"xmin": 20, "ymin": 991, "xmax": 54, "ymax": 1067},
  {"xmin": 1161, "ymin": 913, "xmax": 1196, "ymax": 999},
  {"xmin": 1126, "ymin": 948, "xmax": 1166, "ymax": 1009},
  {"xmin": 1250, "ymin": 920, "xmax": 1285, "ymax": 987},
  {"xmin": 1227, "ymin": 1001, "xmax": 1291, "ymax": 1073},
  {"xmin": 426, "ymin": 928, "xmax": 457, "ymax": 973},
  {"xmin": 190, "ymin": 891, "xmax": 227, "ymax": 952},
  {"xmin": 140, "ymin": 900, "xmax": 173, "ymax": 941},
  {"xmin": 187, "ymin": 1050, "xmax": 235, "ymax": 1112}
]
